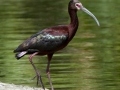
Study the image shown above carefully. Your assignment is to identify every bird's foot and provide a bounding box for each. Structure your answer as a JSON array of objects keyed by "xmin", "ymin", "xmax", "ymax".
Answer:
[
  {"xmin": 31, "ymin": 75, "xmax": 37, "ymax": 80},
  {"xmin": 32, "ymin": 73, "xmax": 45, "ymax": 90}
]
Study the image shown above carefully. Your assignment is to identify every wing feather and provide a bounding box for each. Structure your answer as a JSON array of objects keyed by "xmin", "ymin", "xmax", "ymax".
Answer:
[{"xmin": 14, "ymin": 26, "xmax": 68, "ymax": 52}]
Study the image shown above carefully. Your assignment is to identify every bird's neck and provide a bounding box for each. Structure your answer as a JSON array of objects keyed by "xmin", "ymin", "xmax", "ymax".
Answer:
[{"xmin": 68, "ymin": 8, "xmax": 79, "ymax": 40}]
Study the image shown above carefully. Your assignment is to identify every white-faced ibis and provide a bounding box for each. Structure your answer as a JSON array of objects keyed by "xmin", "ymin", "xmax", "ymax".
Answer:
[{"xmin": 14, "ymin": 0, "xmax": 100, "ymax": 90}]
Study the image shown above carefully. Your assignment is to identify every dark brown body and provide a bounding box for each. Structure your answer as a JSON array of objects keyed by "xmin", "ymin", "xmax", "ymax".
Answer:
[{"xmin": 14, "ymin": 8, "xmax": 79, "ymax": 57}]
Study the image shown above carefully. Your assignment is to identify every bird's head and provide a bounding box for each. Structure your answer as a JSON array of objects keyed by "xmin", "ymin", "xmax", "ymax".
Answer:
[{"xmin": 69, "ymin": 0, "xmax": 100, "ymax": 26}]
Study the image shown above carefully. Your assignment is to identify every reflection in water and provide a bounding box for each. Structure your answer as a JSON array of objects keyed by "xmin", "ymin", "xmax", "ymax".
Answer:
[{"xmin": 0, "ymin": 0, "xmax": 120, "ymax": 90}]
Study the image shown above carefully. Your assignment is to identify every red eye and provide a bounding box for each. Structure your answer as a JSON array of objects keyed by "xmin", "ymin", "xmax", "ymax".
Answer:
[{"xmin": 76, "ymin": 4, "xmax": 80, "ymax": 8}]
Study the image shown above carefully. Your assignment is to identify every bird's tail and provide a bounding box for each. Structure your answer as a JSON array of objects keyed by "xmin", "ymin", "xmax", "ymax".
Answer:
[{"xmin": 15, "ymin": 51, "xmax": 27, "ymax": 60}]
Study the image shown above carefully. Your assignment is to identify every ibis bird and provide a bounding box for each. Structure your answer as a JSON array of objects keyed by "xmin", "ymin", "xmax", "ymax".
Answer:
[{"xmin": 14, "ymin": 0, "xmax": 100, "ymax": 90}]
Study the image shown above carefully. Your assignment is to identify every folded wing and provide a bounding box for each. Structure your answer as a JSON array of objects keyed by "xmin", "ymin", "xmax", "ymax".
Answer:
[{"xmin": 14, "ymin": 27, "xmax": 68, "ymax": 53}]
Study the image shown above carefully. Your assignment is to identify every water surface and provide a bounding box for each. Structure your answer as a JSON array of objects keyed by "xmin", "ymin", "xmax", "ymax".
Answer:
[{"xmin": 0, "ymin": 0, "xmax": 120, "ymax": 90}]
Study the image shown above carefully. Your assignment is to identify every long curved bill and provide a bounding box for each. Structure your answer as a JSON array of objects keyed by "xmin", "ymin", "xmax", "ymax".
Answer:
[{"xmin": 81, "ymin": 6, "xmax": 100, "ymax": 26}]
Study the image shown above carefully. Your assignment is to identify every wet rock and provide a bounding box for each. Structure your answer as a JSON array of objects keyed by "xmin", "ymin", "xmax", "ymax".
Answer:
[{"xmin": 0, "ymin": 82, "xmax": 49, "ymax": 90}]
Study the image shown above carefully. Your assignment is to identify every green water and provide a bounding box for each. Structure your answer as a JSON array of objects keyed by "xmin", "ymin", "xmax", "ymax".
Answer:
[{"xmin": 0, "ymin": 0, "xmax": 120, "ymax": 90}]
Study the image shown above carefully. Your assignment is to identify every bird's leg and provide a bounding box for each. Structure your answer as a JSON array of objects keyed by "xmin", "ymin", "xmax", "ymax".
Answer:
[
  {"xmin": 47, "ymin": 54, "xmax": 54, "ymax": 90},
  {"xmin": 29, "ymin": 52, "xmax": 45, "ymax": 90}
]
